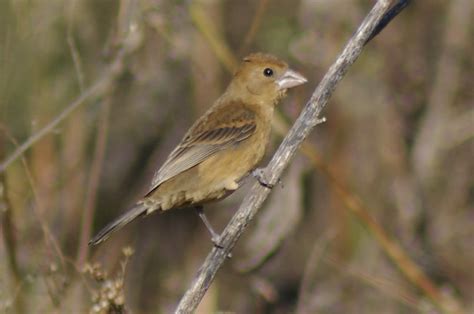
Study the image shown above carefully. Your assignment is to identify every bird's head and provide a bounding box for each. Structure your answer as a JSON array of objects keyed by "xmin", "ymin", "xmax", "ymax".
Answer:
[{"xmin": 229, "ymin": 53, "xmax": 307, "ymax": 105}]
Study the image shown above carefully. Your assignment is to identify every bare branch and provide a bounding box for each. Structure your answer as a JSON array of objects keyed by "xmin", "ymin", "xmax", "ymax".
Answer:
[
  {"xmin": 175, "ymin": 1, "xmax": 393, "ymax": 313},
  {"xmin": 76, "ymin": 98, "xmax": 112, "ymax": 267},
  {"xmin": 0, "ymin": 47, "xmax": 127, "ymax": 174},
  {"xmin": 76, "ymin": 0, "xmax": 142, "ymax": 268}
]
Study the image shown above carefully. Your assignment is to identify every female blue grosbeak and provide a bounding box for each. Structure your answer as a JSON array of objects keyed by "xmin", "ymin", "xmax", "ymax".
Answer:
[{"xmin": 90, "ymin": 53, "xmax": 307, "ymax": 245}]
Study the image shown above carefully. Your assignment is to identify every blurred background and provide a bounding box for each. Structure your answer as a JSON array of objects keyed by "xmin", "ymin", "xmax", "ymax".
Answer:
[{"xmin": 0, "ymin": 0, "xmax": 473, "ymax": 313}]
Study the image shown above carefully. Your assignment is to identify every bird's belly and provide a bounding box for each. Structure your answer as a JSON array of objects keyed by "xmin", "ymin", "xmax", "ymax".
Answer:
[{"xmin": 151, "ymin": 133, "xmax": 267, "ymax": 211}]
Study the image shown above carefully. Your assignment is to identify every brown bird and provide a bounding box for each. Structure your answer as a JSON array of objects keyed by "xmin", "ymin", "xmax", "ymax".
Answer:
[{"xmin": 89, "ymin": 53, "xmax": 307, "ymax": 246}]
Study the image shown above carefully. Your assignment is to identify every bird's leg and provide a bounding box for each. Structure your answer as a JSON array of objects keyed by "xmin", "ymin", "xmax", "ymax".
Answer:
[
  {"xmin": 252, "ymin": 168, "xmax": 283, "ymax": 189},
  {"xmin": 195, "ymin": 206, "xmax": 223, "ymax": 248},
  {"xmin": 195, "ymin": 207, "xmax": 233, "ymax": 258}
]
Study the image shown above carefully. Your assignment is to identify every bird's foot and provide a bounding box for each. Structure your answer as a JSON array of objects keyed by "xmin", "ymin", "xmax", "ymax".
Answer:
[
  {"xmin": 195, "ymin": 206, "xmax": 231, "ymax": 258},
  {"xmin": 252, "ymin": 168, "xmax": 282, "ymax": 189},
  {"xmin": 211, "ymin": 236, "xmax": 232, "ymax": 258},
  {"xmin": 211, "ymin": 235, "xmax": 223, "ymax": 249}
]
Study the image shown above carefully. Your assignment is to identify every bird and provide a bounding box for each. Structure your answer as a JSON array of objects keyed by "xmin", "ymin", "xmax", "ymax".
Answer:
[{"xmin": 89, "ymin": 53, "xmax": 307, "ymax": 246}]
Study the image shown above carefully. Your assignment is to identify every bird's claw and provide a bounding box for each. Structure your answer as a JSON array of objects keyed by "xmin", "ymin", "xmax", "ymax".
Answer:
[
  {"xmin": 252, "ymin": 168, "xmax": 282, "ymax": 189},
  {"xmin": 212, "ymin": 237, "xmax": 232, "ymax": 258},
  {"xmin": 212, "ymin": 236, "xmax": 224, "ymax": 249}
]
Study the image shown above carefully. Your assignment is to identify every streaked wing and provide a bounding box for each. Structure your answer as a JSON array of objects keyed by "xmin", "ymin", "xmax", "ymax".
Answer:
[{"xmin": 145, "ymin": 104, "xmax": 256, "ymax": 196}]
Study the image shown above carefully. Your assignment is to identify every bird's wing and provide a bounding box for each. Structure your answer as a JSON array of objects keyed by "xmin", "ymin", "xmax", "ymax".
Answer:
[{"xmin": 145, "ymin": 103, "xmax": 256, "ymax": 196}]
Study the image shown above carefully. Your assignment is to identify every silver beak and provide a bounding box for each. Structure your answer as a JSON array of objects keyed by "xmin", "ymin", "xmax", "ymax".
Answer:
[{"xmin": 276, "ymin": 69, "xmax": 307, "ymax": 90}]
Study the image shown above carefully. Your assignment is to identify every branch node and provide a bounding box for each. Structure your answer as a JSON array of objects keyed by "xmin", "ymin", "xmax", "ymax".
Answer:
[
  {"xmin": 252, "ymin": 168, "xmax": 280, "ymax": 189},
  {"xmin": 316, "ymin": 116, "xmax": 327, "ymax": 125}
]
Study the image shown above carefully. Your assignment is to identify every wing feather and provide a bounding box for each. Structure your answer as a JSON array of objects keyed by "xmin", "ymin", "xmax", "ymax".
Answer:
[{"xmin": 145, "ymin": 104, "xmax": 256, "ymax": 196}]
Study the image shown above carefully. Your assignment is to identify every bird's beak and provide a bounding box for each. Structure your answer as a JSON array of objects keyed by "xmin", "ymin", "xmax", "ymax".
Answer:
[{"xmin": 276, "ymin": 69, "xmax": 307, "ymax": 90}]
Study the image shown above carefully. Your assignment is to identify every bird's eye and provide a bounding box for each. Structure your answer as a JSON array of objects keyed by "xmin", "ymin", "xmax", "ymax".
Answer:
[{"xmin": 263, "ymin": 68, "xmax": 273, "ymax": 77}]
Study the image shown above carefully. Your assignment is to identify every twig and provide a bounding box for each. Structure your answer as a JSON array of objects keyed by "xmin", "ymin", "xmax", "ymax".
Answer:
[
  {"xmin": 2, "ymin": 128, "xmax": 67, "ymax": 271},
  {"xmin": 67, "ymin": 0, "xmax": 85, "ymax": 92},
  {"xmin": 0, "ymin": 0, "xmax": 147, "ymax": 175},
  {"xmin": 238, "ymin": 0, "xmax": 270, "ymax": 55},
  {"xmin": 365, "ymin": 0, "xmax": 411, "ymax": 43},
  {"xmin": 0, "ymin": 133, "xmax": 24, "ymax": 314},
  {"xmin": 76, "ymin": 98, "xmax": 112, "ymax": 267},
  {"xmin": 188, "ymin": 2, "xmax": 239, "ymax": 72},
  {"xmin": 295, "ymin": 231, "xmax": 335, "ymax": 314},
  {"xmin": 175, "ymin": 1, "xmax": 392, "ymax": 312},
  {"xmin": 0, "ymin": 48, "xmax": 126, "ymax": 174},
  {"xmin": 76, "ymin": 0, "xmax": 141, "ymax": 270}
]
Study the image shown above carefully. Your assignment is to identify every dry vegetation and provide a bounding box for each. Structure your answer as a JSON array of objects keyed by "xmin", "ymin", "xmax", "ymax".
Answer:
[{"xmin": 0, "ymin": 0, "xmax": 473, "ymax": 313}]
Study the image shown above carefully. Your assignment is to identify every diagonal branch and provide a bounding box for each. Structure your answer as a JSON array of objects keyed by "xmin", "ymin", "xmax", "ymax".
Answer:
[
  {"xmin": 0, "ymin": 46, "xmax": 130, "ymax": 174},
  {"xmin": 175, "ymin": 1, "xmax": 393, "ymax": 313}
]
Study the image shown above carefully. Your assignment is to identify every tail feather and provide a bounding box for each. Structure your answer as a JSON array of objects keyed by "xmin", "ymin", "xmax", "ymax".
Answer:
[{"xmin": 89, "ymin": 203, "xmax": 148, "ymax": 246}]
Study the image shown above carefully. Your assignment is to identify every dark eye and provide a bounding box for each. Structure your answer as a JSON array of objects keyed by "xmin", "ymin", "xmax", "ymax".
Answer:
[{"xmin": 263, "ymin": 68, "xmax": 273, "ymax": 77}]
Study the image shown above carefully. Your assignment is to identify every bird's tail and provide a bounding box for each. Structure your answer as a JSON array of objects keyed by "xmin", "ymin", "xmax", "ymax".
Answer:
[{"xmin": 89, "ymin": 202, "xmax": 149, "ymax": 246}]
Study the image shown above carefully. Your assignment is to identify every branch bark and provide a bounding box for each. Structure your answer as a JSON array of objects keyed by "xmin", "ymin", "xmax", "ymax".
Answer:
[{"xmin": 175, "ymin": 1, "xmax": 392, "ymax": 313}]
